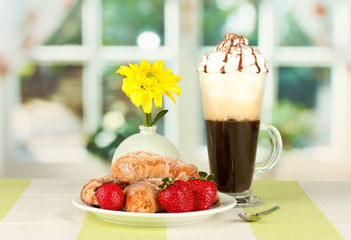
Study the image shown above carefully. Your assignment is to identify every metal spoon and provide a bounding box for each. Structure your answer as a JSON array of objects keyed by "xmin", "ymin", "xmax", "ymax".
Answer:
[{"xmin": 238, "ymin": 206, "xmax": 280, "ymax": 222}]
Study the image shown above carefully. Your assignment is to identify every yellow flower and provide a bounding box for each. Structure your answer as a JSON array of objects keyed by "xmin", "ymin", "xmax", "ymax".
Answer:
[{"xmin": 116, "ymin": 59, "xmax": 181, "ymax": 114}]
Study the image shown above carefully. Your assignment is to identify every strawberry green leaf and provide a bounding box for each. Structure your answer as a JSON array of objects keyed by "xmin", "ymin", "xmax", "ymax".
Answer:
[
  {"xmin": 199, "ymin": 171, "xmax": 208, "ymax": 179},
  {"xmin": 206, "ymin": 174, "xmax": 215, "ymax": 181},
  {"xmin": 158, "ymin": 177, "xmax": 175, "ymax": 190}
]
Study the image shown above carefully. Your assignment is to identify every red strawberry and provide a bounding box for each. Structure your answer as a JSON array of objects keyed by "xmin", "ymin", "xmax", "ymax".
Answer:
[
  {"xmin": 187, "ymin": 172, "xmax": 217, "ymax": 211},
  {"xmin": 158, "ymin": 178, "xmax": 194, "ymax": 213},
  {"xmin": 95, "ymin": 182, "xmax": 124, "ymax": 211}
]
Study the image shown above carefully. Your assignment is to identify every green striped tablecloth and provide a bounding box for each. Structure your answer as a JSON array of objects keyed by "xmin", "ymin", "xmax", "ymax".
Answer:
[{"xmin": 0, "ymin": 179, "xmax": 350, "ymax": 240}]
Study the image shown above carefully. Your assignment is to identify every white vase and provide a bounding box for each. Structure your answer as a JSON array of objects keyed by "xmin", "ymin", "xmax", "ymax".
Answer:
[{"xmin": 111, "ymin": 125, "xmax": 181, "ymax": 164}]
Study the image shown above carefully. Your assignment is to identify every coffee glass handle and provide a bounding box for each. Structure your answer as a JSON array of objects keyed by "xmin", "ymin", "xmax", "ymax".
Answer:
[{"xmin": 255, "ymin": 123, "xmax": 283, "ymax": 173}]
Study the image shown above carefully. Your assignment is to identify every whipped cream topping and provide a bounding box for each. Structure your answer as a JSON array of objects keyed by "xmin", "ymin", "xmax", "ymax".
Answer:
[{"xmin": 197, "ymin": 33, "xmax": 268, "ymax": 73}]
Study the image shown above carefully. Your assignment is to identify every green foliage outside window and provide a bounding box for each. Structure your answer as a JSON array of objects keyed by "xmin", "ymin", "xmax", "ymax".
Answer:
[{"xmin": 102, "ymin": 0, "xmax": 164, "ymax": 46}]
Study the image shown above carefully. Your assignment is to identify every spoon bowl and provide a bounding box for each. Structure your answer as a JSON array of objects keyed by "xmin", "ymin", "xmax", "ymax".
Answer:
[{"xmin": 238, "ymin": 206, "xmax": 280, "ymax": 222}]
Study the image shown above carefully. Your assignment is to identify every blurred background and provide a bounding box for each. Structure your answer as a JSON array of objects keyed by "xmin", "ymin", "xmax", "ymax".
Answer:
[{"xmin": 0, "ymin": 0, "xmax": 350, "ymax": 180}]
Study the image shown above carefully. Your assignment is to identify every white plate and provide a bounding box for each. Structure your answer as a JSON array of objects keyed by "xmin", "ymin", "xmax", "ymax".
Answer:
[{"xmin": 72, "ymin": 192, "xmax": 236, "ymax": 227}]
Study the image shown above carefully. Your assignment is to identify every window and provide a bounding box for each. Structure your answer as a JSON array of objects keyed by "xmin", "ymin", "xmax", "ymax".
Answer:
[
  {"xmin": 4, "ymin": 0, "xmax": 174, "ymax": 177},
  {"xmin": 102, "ymin": 0, "xmax": 165, "ymax": 46},
  {"xmin": 2, "ymin": 0, "xmax": 350, "ymax": 180},
  {"xmin": 199, "ymin": 0, "xmax": 351, "ymax": 180},
  {"xmin": 275, "ymin": 67, "xmax": 331, "ymax": 149}
]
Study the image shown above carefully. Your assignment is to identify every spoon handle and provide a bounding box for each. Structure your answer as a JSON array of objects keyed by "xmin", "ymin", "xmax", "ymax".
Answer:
[{"xmin": 257, "ymin": 206, "xmax": 280, "ymax": 216}]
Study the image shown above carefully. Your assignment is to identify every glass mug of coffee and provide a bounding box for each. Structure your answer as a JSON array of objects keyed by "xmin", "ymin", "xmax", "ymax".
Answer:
[{"xmin": 197, "ymin": 33, "xmax": 282, "ymax": 207}]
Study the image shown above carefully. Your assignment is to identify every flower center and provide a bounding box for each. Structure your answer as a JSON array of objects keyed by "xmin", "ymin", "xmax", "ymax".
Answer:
[
  {"xmin": 146, "ymin": 72, "xmax": 154, "ymax": 78},
  {"xmin": 142, "ymin": 72, "xmax": 161, "ymax": 91}
]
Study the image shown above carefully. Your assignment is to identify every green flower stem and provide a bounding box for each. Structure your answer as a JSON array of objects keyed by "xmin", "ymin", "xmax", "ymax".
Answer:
[
  {"xmin": 147, "ymin": 113, "xmax": 152, "ymax": 126},
  {"xmin": 143, "ymin": 111, "xmax": 147, "ymax": 126},
  {"xmin": 144, "ymin": 112, "xmax": 152, "ymax": 127}
]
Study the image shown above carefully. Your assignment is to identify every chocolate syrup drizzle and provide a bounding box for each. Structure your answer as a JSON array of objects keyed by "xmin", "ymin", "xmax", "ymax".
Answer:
[
  {"xmin": 204, "ymin": 53, "xmax": 210, "ymax": 73},
  {"xmin": 250, "ymin": 47, "xmax": 260, "ymax": 73},
  {"xmin": 220, "ymin": 65, "xmax": 225, "ymax": 74},
  {"xmin": 214, "ymin": 33, "xmax": 264, "ymax": 74}
]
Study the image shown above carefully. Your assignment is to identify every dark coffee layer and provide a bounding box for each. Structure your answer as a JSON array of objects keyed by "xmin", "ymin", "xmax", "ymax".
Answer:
[{"xmin": 205, "ymin": 119, "xmax": 260, "ymax": 193}]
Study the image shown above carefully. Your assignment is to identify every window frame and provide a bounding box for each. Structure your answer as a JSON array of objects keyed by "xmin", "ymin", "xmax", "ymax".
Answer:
[{"xmin": 1, "ymin": 0, "xmax": 350, "ymax": 180}]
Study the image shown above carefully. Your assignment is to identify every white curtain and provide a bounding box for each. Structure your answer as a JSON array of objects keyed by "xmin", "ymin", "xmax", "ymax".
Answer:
[
  {"xmin": 0, "ymin": 0, "xmax": 77, "ymax": 78},
  {"xmin": 0, "ymin": 0, "xmax": 77, "ymax": 175}
]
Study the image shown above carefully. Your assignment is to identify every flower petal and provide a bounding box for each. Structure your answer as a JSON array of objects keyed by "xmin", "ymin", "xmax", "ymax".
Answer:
[
  {"xmin": 165, "ymin": 92, "xmax": 176, "ymax": 103},
  {"xmin": 154, "ymin": 94, "xmax": 163, "ymax": 108},
  {"xmin": 116, "ymin": 65, "xmax": 131, "ymax": 77},
  {"xmin": 141, "ymin": 59, "xmax": 151, "ymax": 72},
  {"xmin": 164, "ymin": 84, "xmax": 181, "ymax": 95},
  {"xmin": 130, "ymin": 90, "xmax": 146, "ymax": 107},
  {"xmin": 152, "ymin": 60, "xmax": 165, "ymax": 72},
  {"xmin": 142, "ymin": 95, "xmax": 153, "ymax": 113}
]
